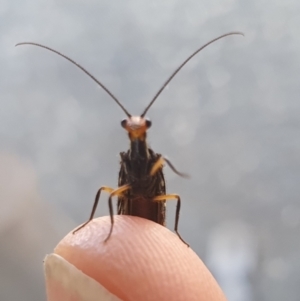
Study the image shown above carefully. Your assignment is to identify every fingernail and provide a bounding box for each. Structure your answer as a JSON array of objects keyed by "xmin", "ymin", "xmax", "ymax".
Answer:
[{"xmin": 44, "ymin": 253, "xmax": 122, "ymax": 301}]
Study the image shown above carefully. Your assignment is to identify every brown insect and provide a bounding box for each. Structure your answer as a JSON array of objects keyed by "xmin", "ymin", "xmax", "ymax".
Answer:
[{"xmin": 16, "ymin": 32, "xmax": 243, "ymax": 246}]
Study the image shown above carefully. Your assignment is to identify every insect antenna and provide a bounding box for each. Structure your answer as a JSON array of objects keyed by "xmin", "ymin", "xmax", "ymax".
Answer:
[
  {"xmin": 15, "ymin": 42, "xmax": 131, "ymax": 117},
  {"xmin": 140, "ymin": 31, "xmax": 244, "ymax": 117}
]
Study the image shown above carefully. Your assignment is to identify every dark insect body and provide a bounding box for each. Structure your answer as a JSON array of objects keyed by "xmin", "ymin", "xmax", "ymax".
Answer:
[{"xmin": 16, "ymin": 32, "xmax": 243, "ymax": 246}]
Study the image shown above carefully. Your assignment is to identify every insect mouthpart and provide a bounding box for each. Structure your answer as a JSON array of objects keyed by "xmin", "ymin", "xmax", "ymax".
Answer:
[{"xmin": 121, "ymin": 116, "xmax": 152, "ymax": 140}]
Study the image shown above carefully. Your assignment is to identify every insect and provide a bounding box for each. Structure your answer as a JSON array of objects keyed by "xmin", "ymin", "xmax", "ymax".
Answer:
[{"xmin": 16, "ymin": 32, "xmax": 243, "ymax": 246}]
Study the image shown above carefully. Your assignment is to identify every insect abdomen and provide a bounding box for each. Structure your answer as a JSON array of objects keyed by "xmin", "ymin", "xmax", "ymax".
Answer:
[
  {"xmin": 117, "ymin": 149, "xmax": 166, "ymax": 225},
  {"xmin": 119, "ymin": 196, "xmax": 166, "ymax": 225}
]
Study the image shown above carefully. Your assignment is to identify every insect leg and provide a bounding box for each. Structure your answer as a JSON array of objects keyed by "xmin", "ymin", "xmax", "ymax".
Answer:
[
  {"xmin": 150, "ymin": 156, "xmax": 189, "ymax": 178},
  {"xmin": 104, "ymin": 184, "xmax": 130, "ymax": 242},
  {"xmin": 73, "ymin": 186, "xmax": 114, "ymax": 234},
  {"xmin": 153, "ymin": 194, "xmax": 189, "ymax": 247}
]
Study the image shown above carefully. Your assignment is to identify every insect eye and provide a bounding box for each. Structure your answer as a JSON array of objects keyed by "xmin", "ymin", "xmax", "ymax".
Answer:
[
  {"xmin": 121, "ymin": 119, "xmax": 127, "ymax": 128},
  {"xmin": 145, "ymin": 118, "xmax": 152, "ymax": 128}
]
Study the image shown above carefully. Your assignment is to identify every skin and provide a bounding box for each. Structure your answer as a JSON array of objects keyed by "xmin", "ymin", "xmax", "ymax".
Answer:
[{"xmin": 48, "ymin": 216, "xmax": 227, "ymax": 301}]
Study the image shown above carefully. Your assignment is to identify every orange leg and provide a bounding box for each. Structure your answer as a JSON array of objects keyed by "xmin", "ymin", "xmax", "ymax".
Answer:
[
  {"xmin": 150, "ymin": 156, "xmax": 189, "ymax": 178},
  {"xmin": 104, "ymin": 184, "xmax": 130, "ymax": 242},
  {"xmin": 73, "ymin": 186, "xmax": 115, "ymax": 234},
  {"xmin": 153, "ymin": 194, "xmax": 189, "ymax": 247}
]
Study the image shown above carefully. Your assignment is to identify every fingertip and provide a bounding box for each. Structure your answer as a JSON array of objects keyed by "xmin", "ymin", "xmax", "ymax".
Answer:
[{"xmin": 52, "ymin": 216, "xmax": 226, "ymax": 301}]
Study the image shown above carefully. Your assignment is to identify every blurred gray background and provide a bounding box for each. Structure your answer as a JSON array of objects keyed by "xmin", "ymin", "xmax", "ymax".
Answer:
[{"xmin": 1, "ymin": 0, "xmax": 300, "ymax": 300}]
